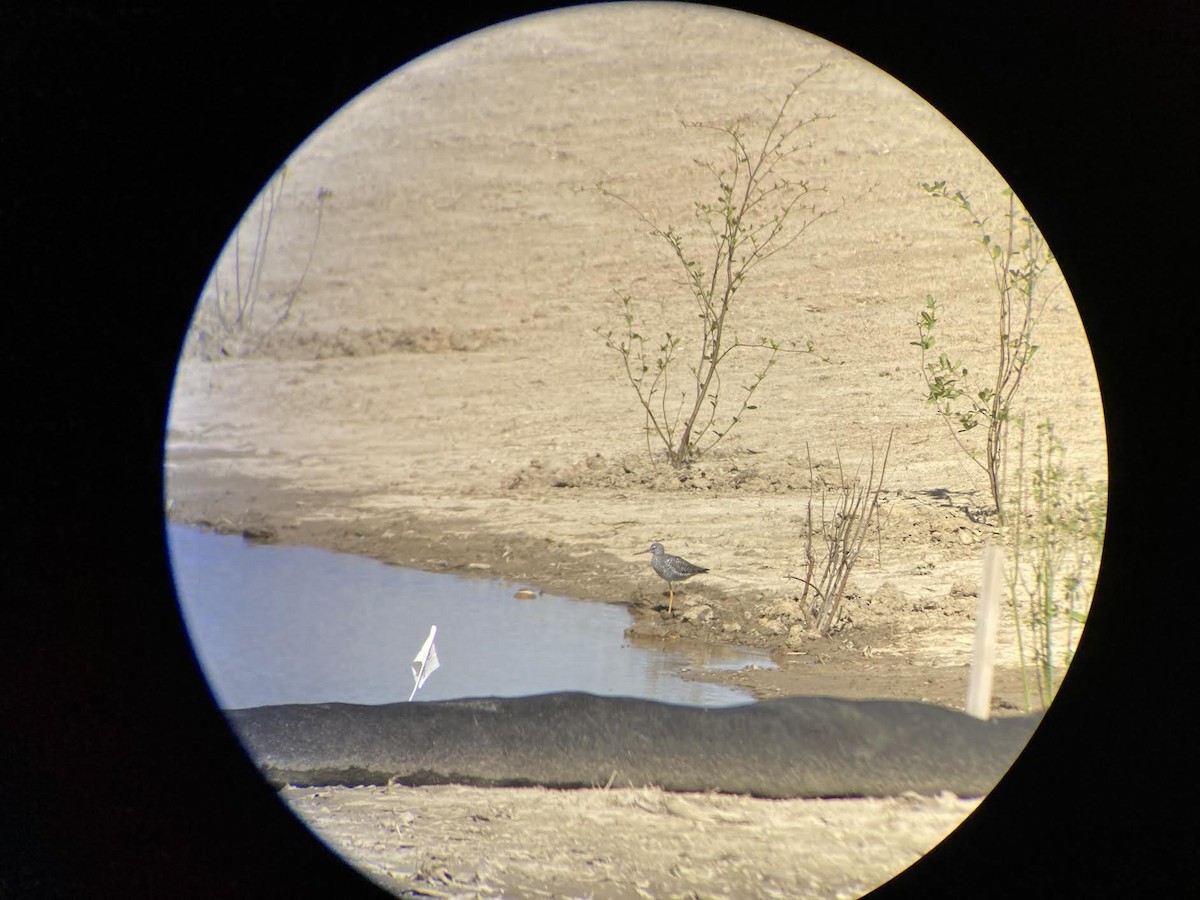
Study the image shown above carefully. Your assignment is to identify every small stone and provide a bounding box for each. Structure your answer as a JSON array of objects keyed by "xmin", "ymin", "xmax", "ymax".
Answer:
[{"xmin": 514, "ymin": 589, "xmax": 537, "ymax": 600}]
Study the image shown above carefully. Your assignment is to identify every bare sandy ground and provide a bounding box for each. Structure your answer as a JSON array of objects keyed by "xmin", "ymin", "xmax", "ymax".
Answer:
[
  {"xmin": 163, "ymin": 5, "xmax": 1106, "ymax": 897},
  {"xmin": 285, "ymin": 783, "xmax": 980, "ymax": 899}
]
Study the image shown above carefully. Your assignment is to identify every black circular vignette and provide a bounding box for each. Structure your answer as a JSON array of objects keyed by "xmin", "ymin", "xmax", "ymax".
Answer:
[{"xmin": 5, "ymin": 2, "xmax": 1193, "ymax": 897}]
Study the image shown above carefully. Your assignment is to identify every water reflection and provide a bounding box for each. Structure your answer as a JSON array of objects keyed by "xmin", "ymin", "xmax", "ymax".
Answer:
[{"xmin": 167, "ymin": 525, "xmax": 773, "ymax": 709}]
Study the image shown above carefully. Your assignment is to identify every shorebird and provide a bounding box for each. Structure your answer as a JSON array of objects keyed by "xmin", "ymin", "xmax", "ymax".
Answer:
[{"xmin": 637, "ymin": 543, "xmax": 708, "ymax": 614}]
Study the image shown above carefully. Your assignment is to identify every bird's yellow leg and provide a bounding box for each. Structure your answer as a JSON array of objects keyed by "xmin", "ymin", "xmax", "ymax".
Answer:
[{"xmin": 668, "ymin": 586, "xmax": 674, "ymax": 615}]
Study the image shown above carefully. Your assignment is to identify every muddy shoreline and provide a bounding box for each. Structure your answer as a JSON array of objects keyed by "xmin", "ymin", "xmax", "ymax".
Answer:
[{"xmin": 165, "ymin": 467, "xmax": 1039, "ymax": 714}]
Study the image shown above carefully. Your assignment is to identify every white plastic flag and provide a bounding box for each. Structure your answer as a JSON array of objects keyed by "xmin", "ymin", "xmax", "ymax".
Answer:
[{"xmin": 408, "ymin": 625, "xmax": 440, "ymax": 701}]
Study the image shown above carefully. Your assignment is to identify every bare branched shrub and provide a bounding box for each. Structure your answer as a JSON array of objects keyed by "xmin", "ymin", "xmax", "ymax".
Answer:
[
  {"xmin": 589, "ymin": 72, "xmax": 847, "ymax": 468},
  {"xmin": 792, "ymin": 432, "xmax": 893, "ymax": 635},
  {"xmin": 188, "ymin": 165, "xmax": 331, "ymax": 359}
]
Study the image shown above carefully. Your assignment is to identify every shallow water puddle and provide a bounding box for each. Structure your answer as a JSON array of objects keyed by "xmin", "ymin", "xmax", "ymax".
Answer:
[{"xmin": 167, "ymin": 524, "xmax": 772, "ymax": 709}]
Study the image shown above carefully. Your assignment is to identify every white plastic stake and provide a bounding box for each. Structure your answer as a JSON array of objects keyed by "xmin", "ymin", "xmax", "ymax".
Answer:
[{"xmin": 966, "ymin": 544, "xmax": 1003, "ymax": 720}]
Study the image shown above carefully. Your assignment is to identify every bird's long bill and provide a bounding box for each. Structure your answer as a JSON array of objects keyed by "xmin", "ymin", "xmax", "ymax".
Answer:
[{"xmin": 636, "ymin": 547, "xmax": 653, "ymax": 554}]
